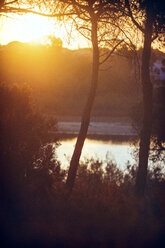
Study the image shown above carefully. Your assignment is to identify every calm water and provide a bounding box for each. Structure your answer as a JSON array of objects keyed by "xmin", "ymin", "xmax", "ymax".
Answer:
[{"xmin": 56, "ymin": 138, "xmax": 136, "ymax": 170}]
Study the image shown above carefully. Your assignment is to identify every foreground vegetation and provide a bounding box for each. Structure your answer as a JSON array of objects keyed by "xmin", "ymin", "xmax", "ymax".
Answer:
[
  {"xmin": 1, "ymin": 157, "xmax": 165, "ymax": 248},
  {"xmin": 0, "ymin": 82, "xmax": 165, "ymax": 248}
]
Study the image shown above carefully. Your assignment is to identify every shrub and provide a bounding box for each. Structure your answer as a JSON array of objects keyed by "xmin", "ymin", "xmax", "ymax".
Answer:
[{"xmin": 0, "ymin": 82, "xmax": 60, "ymax": 207}]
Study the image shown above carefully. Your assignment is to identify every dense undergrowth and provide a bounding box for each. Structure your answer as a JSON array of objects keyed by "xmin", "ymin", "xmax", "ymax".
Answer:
[{"xmin": 1, "ymin": 158, "xmax": 165, "ymax": 248}]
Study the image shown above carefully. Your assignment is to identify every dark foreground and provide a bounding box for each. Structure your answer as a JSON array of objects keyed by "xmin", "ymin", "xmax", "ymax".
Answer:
[
  {"xmin": 1, "ymin": 160, "xmax": 165, "ymax": 248},
  {"xmin": 1, "ymin": 82, "xmax": 164, "ymax": 248}
]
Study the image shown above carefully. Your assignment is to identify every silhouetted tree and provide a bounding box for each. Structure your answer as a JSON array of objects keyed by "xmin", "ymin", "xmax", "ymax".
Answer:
[
  {"xmin": 55, "ymin": 0, "xmax": 124, "ymax": 195},
  {"xmin": 151, "ymin": 85, "xmax": 165, "ymax": 163},
  {"xmin": 125, "ymin": 0, "xmax": 165, "ymax": 196},
  {"xmin": 47, "ymin": 35, "xmax": 63, "ymax": 48}
]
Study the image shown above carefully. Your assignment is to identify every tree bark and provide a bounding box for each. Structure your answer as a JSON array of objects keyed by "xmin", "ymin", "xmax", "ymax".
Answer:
[
  {"xmin": 135, "ymin": 12, "xmax": 153, "ymax": 197},
  {"xmin": 65, "ymin": 17, "xmax": 99, "ymax": 194}
]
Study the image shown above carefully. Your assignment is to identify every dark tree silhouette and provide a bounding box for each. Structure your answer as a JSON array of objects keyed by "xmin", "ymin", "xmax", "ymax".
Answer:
[
  {"xmin": 55, "ymin": 0, "xmax": 124, "ymax": 195},
  {"xmin": 125, "ymin": 0, "xmax": 165, "ymax": 196}
]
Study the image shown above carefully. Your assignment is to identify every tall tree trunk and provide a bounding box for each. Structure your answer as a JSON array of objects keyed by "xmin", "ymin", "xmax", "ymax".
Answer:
[
  {"xmin": 66, "ymin": 18, "xmax": 99, "ymax": 194},
  {"xmin": 135, "ymin": 12, "xmax": 153, "ymax": 197}
]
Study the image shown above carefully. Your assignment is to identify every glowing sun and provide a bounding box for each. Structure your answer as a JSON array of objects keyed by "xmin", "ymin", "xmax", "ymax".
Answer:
[
  {"xmin": 0, "ymin": 11, "xmax": 90, "ymax": 49},
  {"xmin": 0, "ymin": 13, "xmax": 58, "ymax": 44}
]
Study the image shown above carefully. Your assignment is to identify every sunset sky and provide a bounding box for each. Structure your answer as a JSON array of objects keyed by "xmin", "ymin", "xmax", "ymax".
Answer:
[
  {"xmin": 0, "ymin": 13, "xmax": 90, "ymax": 49},
  {"xmin": 0, "ymin": 9, "xmax": 164, "ymax": 52}
]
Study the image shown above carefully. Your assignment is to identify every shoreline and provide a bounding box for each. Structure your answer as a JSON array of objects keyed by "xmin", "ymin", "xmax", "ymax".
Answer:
[{"xmin": 49, "ymin": 121, "xmax": 139, "ymax": 141}]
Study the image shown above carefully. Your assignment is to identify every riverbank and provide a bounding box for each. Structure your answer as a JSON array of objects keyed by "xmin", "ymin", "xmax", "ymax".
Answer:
[{"xmin": 50, "ymin": 118, "xmax": 138, "ymax": 139}]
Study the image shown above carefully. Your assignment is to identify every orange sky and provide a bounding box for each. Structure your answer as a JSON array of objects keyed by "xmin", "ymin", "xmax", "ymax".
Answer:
[
  {"xmin": 0, "ymin": 11, "xmax": 164, "ymax": 52},
  {"xmin": 0, "ymin": 13, "xmax": 90, "ymax": 49}
]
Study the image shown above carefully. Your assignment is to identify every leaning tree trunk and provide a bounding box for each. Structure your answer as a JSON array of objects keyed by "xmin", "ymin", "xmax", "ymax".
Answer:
[
  {"xmin": 135, "ymin": 13, "xmax": 153, "ymax": 197},
  {"xmin": 66, "ymin": 19, "xmax": 99, "ymax": 194}
]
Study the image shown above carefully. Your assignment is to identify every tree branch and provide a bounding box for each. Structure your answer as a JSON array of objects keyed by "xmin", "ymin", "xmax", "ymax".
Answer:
[
  {"xmin": 125, "ymin": 0, "xmax": 144, "ymax": 33},
  {"xmin": 0, "ymin": 6, "xmax": 76, "ymax": 17},
  {"xmin": 152, "ymin": 33, "xmax": 158, "ymax": 41},
  {"xmin": 99, "ymin": 39, "xmax": 124, "ymax": 65},
  {"xmin": 2, "ymin": 0, "xmax": 18, "ymax": 6}
]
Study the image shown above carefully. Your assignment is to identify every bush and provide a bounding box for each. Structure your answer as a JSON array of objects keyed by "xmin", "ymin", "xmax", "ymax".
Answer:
[
  {"xmin": 1, "ymin": 149, "xmax": 165, "ymax": 248},
  {"xmin": 0, "ymin": 82, "xmax": 61, "ymax": 208}
]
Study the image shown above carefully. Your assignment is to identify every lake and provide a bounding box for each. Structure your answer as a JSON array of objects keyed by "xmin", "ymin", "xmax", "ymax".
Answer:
[{"xmin": 56, "ymin": 137, "xmax": 137, "ymax": 170}]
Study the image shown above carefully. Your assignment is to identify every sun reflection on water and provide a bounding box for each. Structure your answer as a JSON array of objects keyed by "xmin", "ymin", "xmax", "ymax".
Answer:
[{"xmin": 56, "ymin": 138, "xmax": 135, "ymax": 170}]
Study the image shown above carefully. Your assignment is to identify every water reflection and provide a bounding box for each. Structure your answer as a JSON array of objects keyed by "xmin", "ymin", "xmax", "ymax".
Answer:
[{"xmin": 56, "ymin": 138, "xmax": 136, "ymax": 170}]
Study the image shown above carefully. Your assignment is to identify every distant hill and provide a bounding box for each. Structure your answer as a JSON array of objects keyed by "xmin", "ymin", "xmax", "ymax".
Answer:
[{"xmin": 0, "ymin": 42, "xmax": 164, "ymax": 118}]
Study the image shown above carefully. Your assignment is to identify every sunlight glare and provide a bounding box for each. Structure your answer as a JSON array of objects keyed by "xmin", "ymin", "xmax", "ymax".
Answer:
[
  {"xmin": 0, "ymin": 13, "xmax": 57, "ymax": 44},
  {"xmin": 0, "ymin": 13, "xmax": 89, "ymax": 49}
]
